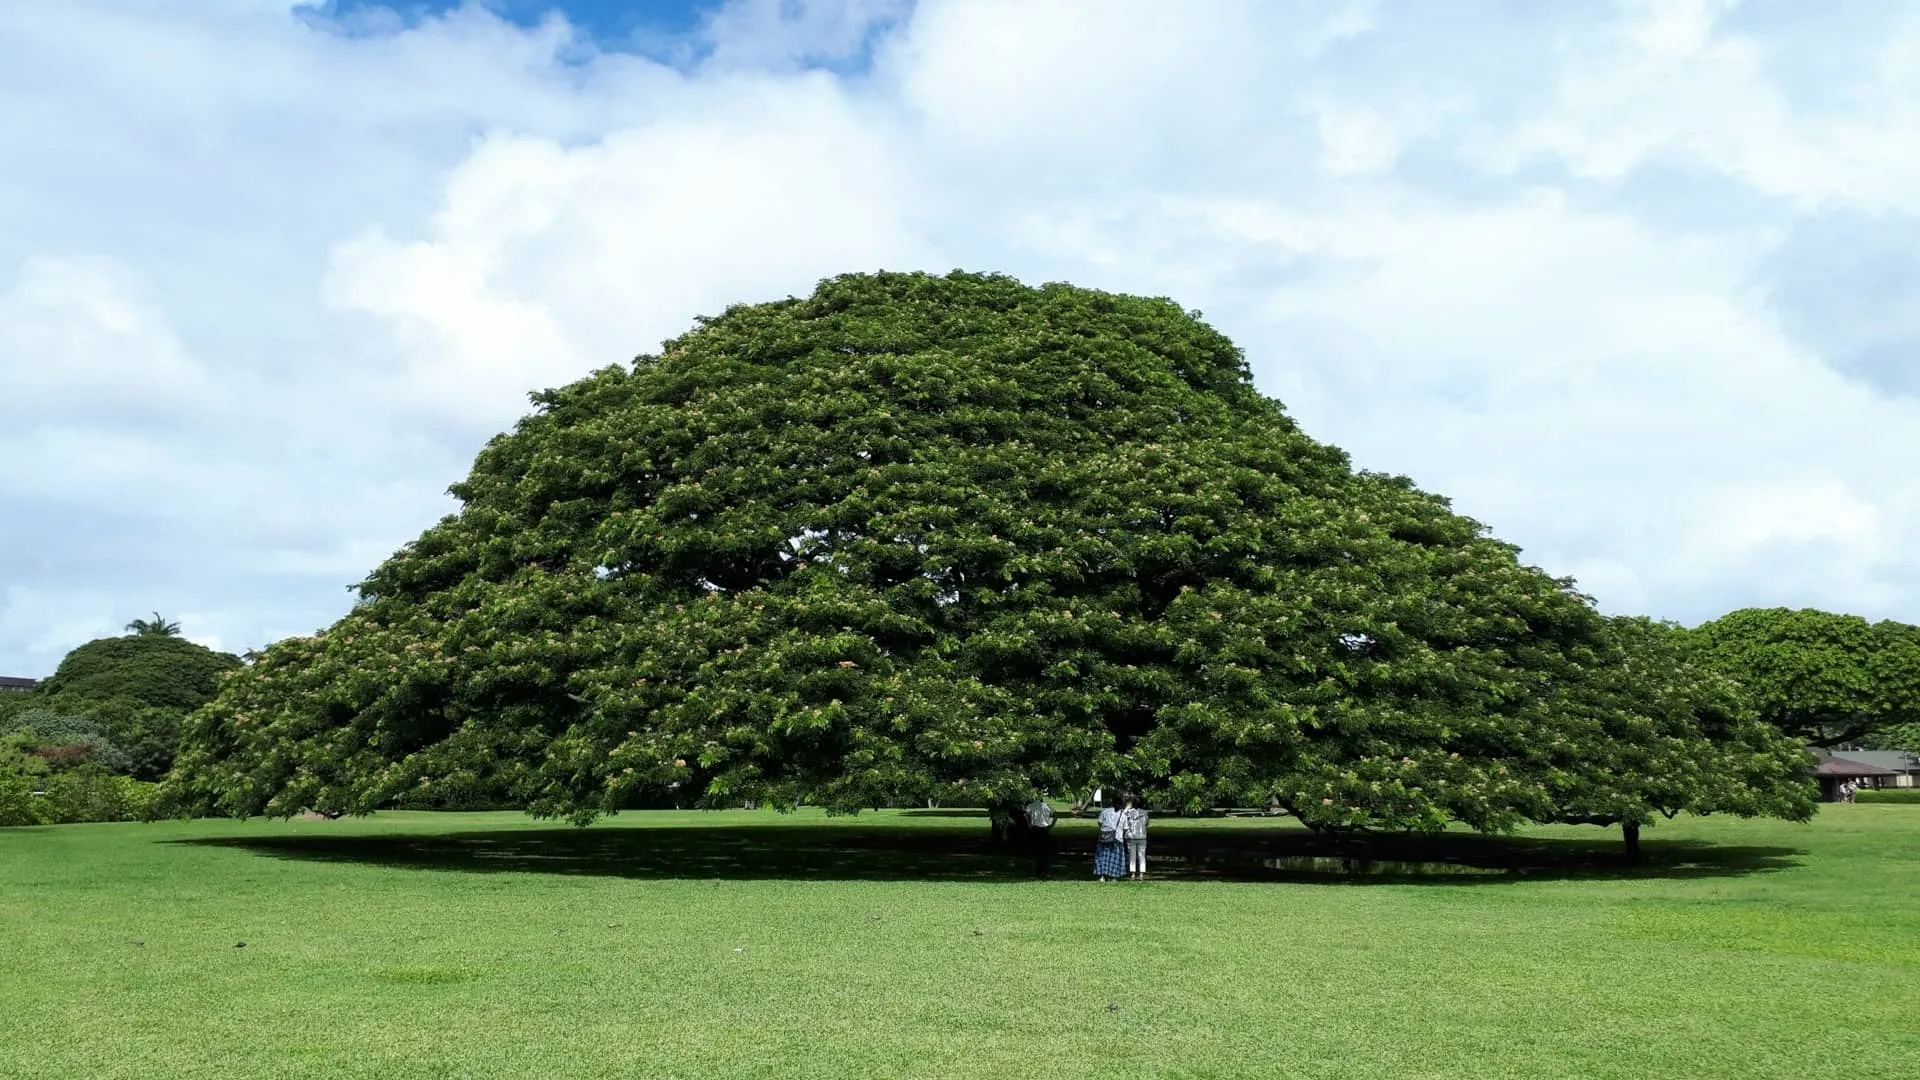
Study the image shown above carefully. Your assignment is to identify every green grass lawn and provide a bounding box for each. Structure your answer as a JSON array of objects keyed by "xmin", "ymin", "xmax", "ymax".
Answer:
[{"xmin": 3, "ymin": 807, "xmax": 1916, "ymax": 1080}]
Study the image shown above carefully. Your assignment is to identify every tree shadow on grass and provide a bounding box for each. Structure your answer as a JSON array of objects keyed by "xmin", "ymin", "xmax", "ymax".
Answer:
[{"xmin": 176, "ymin": 818, "xmax": 1805, "ymax": 886}]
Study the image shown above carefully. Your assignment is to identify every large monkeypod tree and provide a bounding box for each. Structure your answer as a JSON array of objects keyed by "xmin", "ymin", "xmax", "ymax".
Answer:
[{"xmin": 169, "ymin": 272, "xmax": 1813, "ymax": 843}]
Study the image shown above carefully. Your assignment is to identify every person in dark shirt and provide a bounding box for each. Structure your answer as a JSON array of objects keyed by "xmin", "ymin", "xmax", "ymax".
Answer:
[
  {"xmin": 1024, "ymin": 794, "xmax": 1056, "ymax": 878},
  {"xmin": 1121, "ymin": 794, "xmax": 1149, "ymax": 880}
]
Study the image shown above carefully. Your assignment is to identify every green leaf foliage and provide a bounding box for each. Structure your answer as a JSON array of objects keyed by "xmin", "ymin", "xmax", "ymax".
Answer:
[
  {"xmin": 36, "ymin": 634, "xmax": 242, "ymax": 779},
  {"xmin": 170, "ymin": 271, "xmax": 1813, "ymax": 833},
  {"xmin": 0, "ymin": 708, "xmax": 131, "ymax": 775},
  {"xmin": 0, "ymin": 736, "xmax": 49, "ymax": 781},
  {"xmin": 0, "ymin": 691, "xmax": 36, "ymax": 726},
  {"xmin": 1534, "ymin": 617, "xmax": 1813, "ymax": 827},
  {"xmin": 1862, "ymin": 722, "xmax": 1920, "ymax": 752},
  {"xmin": 0, "ymin": 765, "xmax": 159, "ymax": 827},
  {"xmin": 1687, "ymin": 608, "xmax": 1920, "ymax": 747},
  {"xmin": 40, "ymin": 634, "xmax": 241, "ymax": 712}
]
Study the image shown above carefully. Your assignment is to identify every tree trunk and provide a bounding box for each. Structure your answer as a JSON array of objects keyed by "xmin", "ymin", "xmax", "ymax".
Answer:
[{"xmin": 1623, "ymin": 821, "xmax": 1641, "ymax": 865}]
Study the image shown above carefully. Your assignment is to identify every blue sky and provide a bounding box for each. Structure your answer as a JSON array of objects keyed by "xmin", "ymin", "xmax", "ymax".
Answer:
[
  {"xmin": 315, "ymin": 0, "xmax": 708, "ymax": 38},
  {"xmin": 305, "ymin": 0, "xmax": 712, "ymax": 57},
  {"xmin": 3, "ymin": 0, "xmax": 1920, "ymax": 673},
  {"xmin": 303, "ymin": 0, "xmax": 904, "ymax": 71}
]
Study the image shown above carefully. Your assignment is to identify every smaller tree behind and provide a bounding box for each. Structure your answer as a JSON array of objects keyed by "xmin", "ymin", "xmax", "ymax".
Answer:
[
  {"xmin": 1534, "ymin": 616, "xmax": 1814, "ymax": 859},
  {"xmin": 36, "ymin": 634, "xmax": 242, "ymax": 780},
  {"xmin": 1688, "ymin": 608, "xmax": 1920, "ymax": 747}
]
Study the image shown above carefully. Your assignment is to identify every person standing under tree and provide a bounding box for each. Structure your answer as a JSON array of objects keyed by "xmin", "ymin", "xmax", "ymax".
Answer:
[
  {"xmin": 1094, "ymin": 799, "xmax": 1126, "ymax": 881},
  {"xmin": 1121, "ymin": 794, "xmax": 1149, "ymax": 880},
  {"xmin": 1024, "ymin": 793, "xmax": 1056, "ymax": 879}
]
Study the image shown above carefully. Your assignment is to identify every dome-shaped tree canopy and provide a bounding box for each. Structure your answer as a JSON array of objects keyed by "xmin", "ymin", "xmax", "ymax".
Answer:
[
  {"xmin": 170, "ymin": 271, "xmax": 1812, "ymax": 831},
  {"xmin": 1686, "ymin": 607, "xmax": 1920, "ymax": 748},
  {"xmin": 42, "ymin": 634, "xmax": 239, "ymax": 713},
  {"xmin": 38, "ymin": 633, "xmax": 242, "ymax": 779}
]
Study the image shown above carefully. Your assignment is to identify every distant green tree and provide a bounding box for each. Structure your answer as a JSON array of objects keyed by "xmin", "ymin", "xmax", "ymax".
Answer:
[
  {"xmin": 1539, "ymin": 617, "xmax": 1814, "ymax": 858},
  {"xmin": 124, "ymin": 613, "xmax": 183, "ymax": 637},
  {"xmin": 169, "ymin": 271, "xmax": 1815, "ymax": 851},
  {"xmin": 70, "ymin": 699, "xmax": 193, "ymax": 781},
  {"xmin": 36, "ymin": 635, "xmax": 241, "ymax": 779},
  {"xmin": 1688, "ymin": 608, "xmax": 1920, "ymax": 747}
]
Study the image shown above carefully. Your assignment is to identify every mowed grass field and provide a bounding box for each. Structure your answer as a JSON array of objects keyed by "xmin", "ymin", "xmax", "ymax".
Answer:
[{"xmin": 2, "ymin": 806, "xmax": 1916, "ymax": 1080}]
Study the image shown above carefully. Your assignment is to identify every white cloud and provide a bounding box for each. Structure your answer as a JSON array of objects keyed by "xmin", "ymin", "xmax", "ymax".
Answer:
[
  {"xmin": 4, "ymin": 0, "xmax": 1920, "ymax": 675},
  {"xmin": 1489, "ymin": 0, "xmax": 1920, "ymax": 212},
  {"xmin": 326, "ymin": 77, "xmax": 938, "ymax": 425},
  {"xmin": 1309, "ymin": 100, "xmax": 1404, "ymax": 178},
  {"xmin": 1699, "ymin": 478, "xmax": 1886, "ymax": 558},
  {"xmin": 0, "ymin": 256, "xmax": 214, "ymax": 419},
  {"xmin": 0, "ymin": 587, "xmax": 129, "ymax": 663}
]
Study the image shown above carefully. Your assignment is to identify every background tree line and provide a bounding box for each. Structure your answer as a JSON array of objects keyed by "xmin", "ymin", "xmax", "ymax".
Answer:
[{"xmin": 0, "ymin": 617, "xmax": 238, "ymax": 825}]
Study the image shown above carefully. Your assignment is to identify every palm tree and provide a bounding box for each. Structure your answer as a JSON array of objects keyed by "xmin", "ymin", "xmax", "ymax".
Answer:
[{"xmin": 124, "ymin": 612, "xmax": 182, "ymax": 637}]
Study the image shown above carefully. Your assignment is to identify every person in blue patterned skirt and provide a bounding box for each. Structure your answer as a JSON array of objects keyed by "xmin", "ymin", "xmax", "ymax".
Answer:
[{"xmin": 1094, "ymin": 799, "xmax": 1126, "ymax": 881}]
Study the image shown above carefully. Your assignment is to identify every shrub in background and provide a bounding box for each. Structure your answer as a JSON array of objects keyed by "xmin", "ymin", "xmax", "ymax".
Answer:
[
  {"xmin": 0, "ymin": 774, "xmax": 43, "ymax": 826},
  {"xmin": 0, "ymin": 764, "xmax": 160, "ymax": 827},
  {"xmin": 0, "ymin": 709, "xmax": 131, "ymax": 775}
]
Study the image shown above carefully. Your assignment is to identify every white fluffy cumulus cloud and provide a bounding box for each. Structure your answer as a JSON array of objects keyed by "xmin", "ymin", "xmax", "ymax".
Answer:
[
  {"xmin": 2, "ymin": 0, "xmax": 1918, "ymax": 673},
  {"xmin": 325, "ymin": 76, "xmax": 938, "ymax": 420}
]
